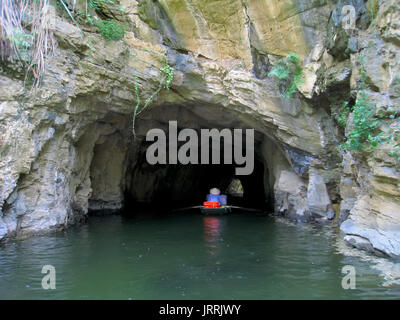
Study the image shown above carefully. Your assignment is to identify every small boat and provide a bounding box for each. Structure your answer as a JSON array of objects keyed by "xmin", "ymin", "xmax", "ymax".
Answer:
[
  {"xmin": 172, "ymin": 204, "xmax": 262, "ymax": 215},
  {"xmin": 200, "ymin": 201, "xmax": 231, "ymax": 215},
  {"xmin": 200, "ymin": 206, "xmax": 232, "ymax": 215}
]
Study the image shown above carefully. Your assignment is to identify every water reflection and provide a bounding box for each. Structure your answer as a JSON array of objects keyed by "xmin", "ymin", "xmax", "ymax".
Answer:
[{"xmin": 203, "ymin": 217, "xmax": 225, "ymax": 253}]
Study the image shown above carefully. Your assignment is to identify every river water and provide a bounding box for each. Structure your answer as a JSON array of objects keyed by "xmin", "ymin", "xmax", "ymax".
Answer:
[{"xmin": 0, "ymin": 212, "xmax": 399, "ymax": 299}]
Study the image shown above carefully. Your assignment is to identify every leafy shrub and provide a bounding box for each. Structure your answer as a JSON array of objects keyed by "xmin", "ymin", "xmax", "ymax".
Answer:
[
  {"xmin": 10, "ymin": 29, "xmax": 35, "ymax": 63},
  {"xmin": 341, "ymin": 90, "xmax": 380, "ymax": 150},
  {"xmin": 95, "ymin": 19, "xmax": 125, "ymax": 41},
  {"xmin": 57, "ymin": 0, "xmax": 125, "ymax": 41},
  {"xmin": 268, "ymin": 53, "xmax": 304, "ymax": 99},
  {"xmin": 339, "ymin": 52, "xmax": 381, "ymax": 151}
]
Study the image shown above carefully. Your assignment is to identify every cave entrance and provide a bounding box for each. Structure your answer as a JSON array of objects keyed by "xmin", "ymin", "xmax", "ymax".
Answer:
[
  {"xmin": 86, "ymin": 103, "xmax": 280, "ymax": 216},
  {"xmin": 122, "ymin": 159, "xmax": 269, "ymax": 215},
  {"xmin": 121, "ymin": 128, "xmax": 271, "ymax": 215}
]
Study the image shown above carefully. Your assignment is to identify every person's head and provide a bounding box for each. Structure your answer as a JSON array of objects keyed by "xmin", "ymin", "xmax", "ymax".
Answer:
[{"xmin": 210, "ymin": 188, "xmax": 220, "ymax": 195}]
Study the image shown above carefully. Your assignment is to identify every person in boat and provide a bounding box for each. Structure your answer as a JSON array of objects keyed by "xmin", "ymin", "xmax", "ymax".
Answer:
[{"xmin": 206, "ymin": 188, "xmax": 227, "ymax": 206}]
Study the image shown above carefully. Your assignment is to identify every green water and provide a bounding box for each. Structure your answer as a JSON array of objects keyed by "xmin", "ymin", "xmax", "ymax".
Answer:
[{"xmin": 0, "ymin": 213, "xmax": 399, "ymax": 299}]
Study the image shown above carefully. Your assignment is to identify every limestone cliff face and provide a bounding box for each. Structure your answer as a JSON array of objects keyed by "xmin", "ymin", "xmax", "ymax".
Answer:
[
  {"xmin": 0, "ymin": 0, "xmax": 399, "ymax": 257},
  {"xmin": 337, "ymin": 0, "xmax": 400, "ymax": 257}
]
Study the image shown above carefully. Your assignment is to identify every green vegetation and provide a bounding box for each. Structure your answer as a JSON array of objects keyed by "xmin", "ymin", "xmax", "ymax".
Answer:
[
  {"xmin": 339, "ymin": 54, "xmax": 400, "ymax": 166},
  {"xmin": 58, "ymin": 0, "xmax": 125, "ymax": 41},
  {"xmin": 340, "ymin": 54, "xmax": 380, "ymax": 151},
  {"xmin": 9, "ymin": 29, "xmax": 35, "ymax": 63},
  {"xmin": 94, "ymin": 19, "xmax": 125, "ymax": 40},
  {"xmin": 132, "ymin": 57, "xmax": 174, "ymax": 136},
  {"xmin": 84, "ymin": 0, "xmax": 126, "ymax": 41},
  {"xmin": 366, "ymin": 0, "xmax": 379, "ymax": 21},
  {"xmin": 341, "ymin": 91, "xmax": 380, "ymax": 151},
  {"xmin": 268, "ymin": 53, "xmax": 304, "ymax": 99},
  {"xmin": 160, "ymin": 59, "xmax": 174, "ymax": 90}
]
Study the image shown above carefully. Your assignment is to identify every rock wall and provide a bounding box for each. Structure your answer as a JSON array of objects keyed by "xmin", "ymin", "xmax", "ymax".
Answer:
[
  {"xmin": 0, "ymin": 0, "xmax": 399, "ymax": 257},
  {"xmin": 337, "ymin": 0, "xmax": 400, "ymax": 257}
]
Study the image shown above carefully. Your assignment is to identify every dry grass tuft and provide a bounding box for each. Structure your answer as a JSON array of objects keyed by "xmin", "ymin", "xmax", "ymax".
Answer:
[{"xmin": 0, "ymin": 0, "xmax": 56, "ymax": 86}]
